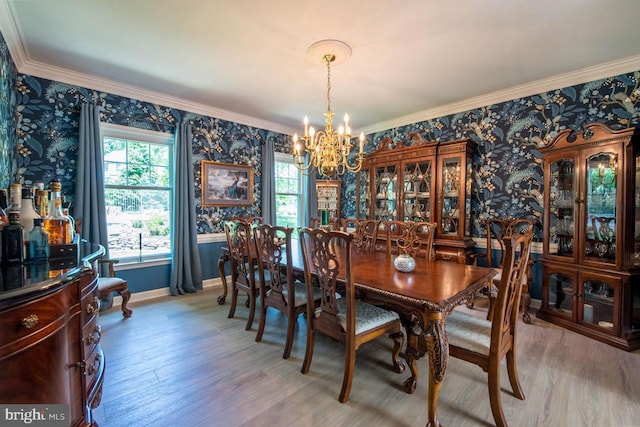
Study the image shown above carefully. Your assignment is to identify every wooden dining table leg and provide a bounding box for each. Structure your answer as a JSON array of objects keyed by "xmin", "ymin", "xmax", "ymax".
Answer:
[
  {"xmin": 217, "ymin": 249, "xmax": 230, "ymax": 305},
  {"xmin": 425, "ymin": 310, "xmax": 448, "ymax": 427}
]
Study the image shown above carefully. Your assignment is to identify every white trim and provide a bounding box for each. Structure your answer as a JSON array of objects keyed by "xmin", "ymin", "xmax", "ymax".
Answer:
[
  {"xmin": 101, "ymin": 122, "xmax": 173, "ymax": 142},
  {"xmin": 108, "ymin": 277, "xmax": 227, "ymax": 308},
  {"xmin": 473, "ymin": 236, "xmax": 543, "ymax": 255},
  {"xmin": 197, "ymin": 232, "xmax": 227, "ymax": 244}
]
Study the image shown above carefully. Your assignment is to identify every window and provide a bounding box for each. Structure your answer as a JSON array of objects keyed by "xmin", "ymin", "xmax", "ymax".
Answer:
[
  {"xmin": 101, "ymin": 123, "xmax": 173, "ymax": 260},
  {"xmin": 274, "ymin": 152, "xmax": 305, "ymax": 229}
]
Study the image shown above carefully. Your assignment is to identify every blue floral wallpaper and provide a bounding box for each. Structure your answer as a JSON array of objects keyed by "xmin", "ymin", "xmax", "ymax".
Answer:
[
  {"xmin": 340, "ymin": 71, "xmax": 640, "ymax": 239},
  {"xmin": 0, "ymin": 31, "xmax": 18, "ymax": 189},
  {"xmin": 11, "ymin": 74, "xmax": 288, "ymax": 234},
  {"xmin": 3, "ymin": 25, "xmax": 640, "ymax": 241}
]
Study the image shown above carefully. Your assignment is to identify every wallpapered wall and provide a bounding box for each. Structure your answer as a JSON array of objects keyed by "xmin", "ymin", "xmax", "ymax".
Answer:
[
  {"xmin": 3, "ymin": 30, "xmax": 640, "ymax": 239},
  {"xmin": 340, "ymin": 71, "xmax": 640, "ymax": 239},
  {"xmin": 3, "ymin": 26, "xmax": 288, "ymax": 235},
  {"xmin": 0, "ymin": 31, "xmax": 18, "ymax": 189}
]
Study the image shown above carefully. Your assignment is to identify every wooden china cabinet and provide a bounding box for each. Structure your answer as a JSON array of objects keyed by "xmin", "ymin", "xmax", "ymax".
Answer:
[
  {"xmin": 537, "ymin": 123, "xmax": 640, "ymax": 351},
  {"xmin": 355, "ymin": 133, "xmax": 476, "ymax": 263}
]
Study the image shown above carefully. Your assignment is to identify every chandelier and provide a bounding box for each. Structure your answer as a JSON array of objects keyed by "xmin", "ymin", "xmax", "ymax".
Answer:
[{"xmin": 292, "ymin": 40, "xmax": 365, "ymax": 177}]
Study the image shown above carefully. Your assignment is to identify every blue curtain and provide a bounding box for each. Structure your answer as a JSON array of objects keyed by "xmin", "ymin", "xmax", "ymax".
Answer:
[
  {"xmin": 305, "ymin": 170, "xmax": 317, "ymax": 227},
  {"xmin": 170, "ymin": 122, "xmax": 203, "ymax": 295},
  {"xmin": 261, "ymin": 137, "xmax": 276, "ymax": 224},
  {"xmin": 76, "ymin": 103, "xmax": 109, "ymax": 273}
]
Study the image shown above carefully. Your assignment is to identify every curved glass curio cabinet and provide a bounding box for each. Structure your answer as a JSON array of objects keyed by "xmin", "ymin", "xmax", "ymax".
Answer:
[{"xmin": 538, "ymin": 123, "xmax": 640, "ymax": 351}]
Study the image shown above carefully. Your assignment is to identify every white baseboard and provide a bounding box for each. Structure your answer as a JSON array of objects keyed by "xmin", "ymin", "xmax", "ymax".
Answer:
[{"xmin": 107, "ymin": 276, "xmax": 229, "ymax": 310}]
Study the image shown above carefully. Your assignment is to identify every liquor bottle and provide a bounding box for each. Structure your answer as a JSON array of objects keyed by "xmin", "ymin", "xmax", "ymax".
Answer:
[
  {"xmin": 35, "ymin": 189, "xmax": 49, "ymax": 218},
  {"xmin": 20, "ymin": 187, "xmax": 41, "ymax": 259},
  {"xmin": 6, "ymin": 183, "xmax": 21, "ymax": 214},
  {"xmin": 0, "ymin": 189, "xmax": 8, "ymax": 226},
  {"xmin": 29, "ymin": 218, "xmax": 50, "ymax": 261},
  {"xmin": 2, "ymin": 211, "xmax": 24, "ymax": 264},
  {"xmin": 43, "ymin": 180, "xmax": 72, "ymax": 245}
]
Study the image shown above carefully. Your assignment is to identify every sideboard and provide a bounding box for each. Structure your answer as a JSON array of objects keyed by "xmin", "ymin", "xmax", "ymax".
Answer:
[{"xmin": 0, "ymin": 241, "xmax": 106, "ymax": 426}]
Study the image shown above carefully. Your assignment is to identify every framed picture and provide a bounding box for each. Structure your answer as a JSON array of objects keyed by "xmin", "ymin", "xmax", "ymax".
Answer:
[{"xmin": 201, "ymin": 161, "xmax": 254, "ymax": 207}]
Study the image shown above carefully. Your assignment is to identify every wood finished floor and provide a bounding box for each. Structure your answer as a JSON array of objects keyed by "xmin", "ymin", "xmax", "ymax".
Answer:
[{"xmin": 92, "ymin": 288, "xmax": 640, "ymax": 427}]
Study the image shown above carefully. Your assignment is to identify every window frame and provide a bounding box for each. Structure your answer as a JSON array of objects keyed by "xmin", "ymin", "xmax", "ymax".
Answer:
[
  {"xmin": 274, "ymin": 151, "xmax": 306, "ymax": 229},
  {"xmin": 101, "ymin": 123, "xmax": 174, "ymax": 262}
]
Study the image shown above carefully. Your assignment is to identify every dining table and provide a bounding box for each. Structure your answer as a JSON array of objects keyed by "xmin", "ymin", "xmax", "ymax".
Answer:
[{"xmin": 218, "ymin": 237, "xmax": 497, "ymax": 427}]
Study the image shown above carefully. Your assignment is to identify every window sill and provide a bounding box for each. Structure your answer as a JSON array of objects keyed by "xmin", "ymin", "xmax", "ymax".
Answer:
[{"xmin": 114, "ymin": 257, "xmax": 171, "ymax": 271}]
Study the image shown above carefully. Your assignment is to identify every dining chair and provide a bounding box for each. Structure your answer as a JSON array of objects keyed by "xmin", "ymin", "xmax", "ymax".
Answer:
[
  {"xmin": 471, "ymin": 218, "xmax": 537, "ymax": 323},
  {"xmin": 352, "ymin": 219, "xmax": 380, "ymax": 253},
  {"xmin": 446, "ymin": 230, "xmax": 534, "ymax": 427},
  {"xmin": 224, "ymin": 219, "xmax": 261, "ymax": 330},
  {"xmin": 341, "ymin": 217, "xmax": 361, "ymax": 233},
  {"xmin": 75, "ymin": 218, "xmax": 132, "ymax": 317},
  {"xmin": 298, "ymin": 227, "xmax": 405, "ymax": 403},
  {"xmin": 253, "ymin": 224, "xmax": 320, "ymax": 359},
  {"xmin": 400, "ymin": 221, "xmax": 437, "ymax": 260}
]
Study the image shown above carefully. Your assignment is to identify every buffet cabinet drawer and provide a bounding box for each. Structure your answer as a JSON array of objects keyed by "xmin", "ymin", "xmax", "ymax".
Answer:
[
  {"xmin": 0, "ymin": 284, "xmax": 78, "ymax": 353},
  {"xmin": 84, "ymin": 346, "xmax": 104, "ymax": 393},
  {"xmin": 80, "ymin": 273, "xmax": 99, "ymax": 325},
  {"xmin": 82, "ymin": 315, "xmax": 101, "ymax": 356}
]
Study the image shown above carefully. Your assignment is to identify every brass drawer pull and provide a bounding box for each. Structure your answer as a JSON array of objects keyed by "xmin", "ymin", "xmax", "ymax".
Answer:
[
  {"xmin": 87, "ymin": 325, "xmax": 102, "ymax": 345},
  {"xmin": 86, "ymin": 296, "xmax": 100, "ymax": 315},
  {"xmin": 21, "ymin": 314, "xmax": 39, "ymax": 329},
  {"xmin": 86, "ymin": 354, "xmax": 101, "ymax": 376}
]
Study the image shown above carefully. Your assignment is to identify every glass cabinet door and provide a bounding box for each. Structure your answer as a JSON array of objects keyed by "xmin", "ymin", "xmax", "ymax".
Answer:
[
  {"xmin": 403, "ymin": 160, "xmax": 433, "ymax": 222},
  {"xmin": 584, "ymin": 151, "xmax": 618, "ymax": 265},
  {"xmin": 356, "ymin": 168, "xmax": 370, "ymax": 220},
  {"xmin": 439, "ymin": 156, "xmax": 462, "ymax": 237},
  {"xmin": 374, "ymin": 165, "xmax": 398, "ymax": 221},
  {"xmin": 582, "ymin": 277, "xmax": 617, "ymax": 331},
  {"xmin": 547, "ymin": 271, "xmax": 574, "ymax": 318},
  {"xmin": 548, "ymin": 157, "xmax": 576, "ymax": 259}
]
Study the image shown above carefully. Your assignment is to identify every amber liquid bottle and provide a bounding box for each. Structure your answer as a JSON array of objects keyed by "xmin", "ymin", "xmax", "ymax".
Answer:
[{"xmin": 43, "ymin": 180, "xmax": 72, "ymax": 245}]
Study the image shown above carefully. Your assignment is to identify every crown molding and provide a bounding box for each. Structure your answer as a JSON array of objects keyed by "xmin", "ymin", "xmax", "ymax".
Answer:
[
  {"xmin": 0, "ymin": 1, "xmax": 28, "ymax": 69},
  {"xmin": 18, "ymin": 60, "xmax": 296, "ymax": 135},
  {"xmin": 359, "ymin": 54, "xmax": 640, "ymax": 135}
]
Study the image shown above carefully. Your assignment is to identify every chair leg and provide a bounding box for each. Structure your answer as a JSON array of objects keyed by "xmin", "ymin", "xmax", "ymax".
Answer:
[
  {"xmin": 506, "ymin": 348, "xmax": 525, "ymax": 400},
  {"xmin": 228, "ymin": 287, "xmax": 238, "ymax": 319},
  {"xmin": 282, "ymin": 311, "xmax": 296, "ymax": 359},
  {"xmin": 245, "ymin": 290, "xmax": 256, "ymax": 330},
  {"xmin": 390, "ymin": 331, "xmax": 406, "ymax": 373},
  {"xmin": 255, "ymin": 298, "xmax": 267, "ymax": 343},
  {"xmin": 339, "ymin": 343, "xmax": 356, "ymax": 403},
  {"xmin": 117, "ymin": 288, "xmax": 132, "ymax": 318},
  {"xmin": 521, "ymin": 291, "xmax": 532, "ymax": 324},
  {"xmin": 488, "ymin": 360, "xmax": 508, "ymax": 427},
  {"xmin": 301, "ymin": 329, "xmax": 315, "ymax": 374}
]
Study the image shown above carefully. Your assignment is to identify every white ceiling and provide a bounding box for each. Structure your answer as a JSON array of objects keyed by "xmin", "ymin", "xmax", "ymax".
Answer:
[{"xmin": 2, "ymin": 0, "xmax": 640, "ymax": 136}]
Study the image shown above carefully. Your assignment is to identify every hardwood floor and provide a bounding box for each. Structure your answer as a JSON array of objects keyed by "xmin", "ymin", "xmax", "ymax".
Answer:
[{"xmin": 93, "ymin": 288, "xmax": 640, "ymax": 427}]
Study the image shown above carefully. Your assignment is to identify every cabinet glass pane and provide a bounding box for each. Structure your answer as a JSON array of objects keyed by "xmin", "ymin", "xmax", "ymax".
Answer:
[
  {"xmin": 374, "ymin": 166, "xmax": 398, "ymax": 221},
  {"xmin": 441, "ymin": 157, "xmax": 461, "ymax": 235},
  {"xmin": 404, "ymin": 160, "xmax": 432, "ymax": 221},
  {"xmin": 631, "ymin": 284, "xmax": 640, "ymax": 333},
  {"xmin": 635, "ymin": 154, "xmax": 640, "ymax": 265},
  {"xmin": 583, "ymin": 280, "xmax": 614, "ymax": 329},
  {"xmin": 549, "ymin": 159, "xmax": 575, "ymax": 257},
  {"xmin": 585, "ymin": 152, "xmax": 617, "ymax": 264},
  {"xmin": 358, "ymin": 169, "xmax": 370, "ymax": 219},
  {"xmin": 548, "ymin": 272, "xmax": 573, "ymax": 316}
]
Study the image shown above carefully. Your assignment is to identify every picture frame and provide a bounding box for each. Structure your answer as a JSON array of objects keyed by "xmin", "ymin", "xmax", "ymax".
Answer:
[{"xmin": 201, "ymin": 161, "xmax": 254, "ymax": 207}]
